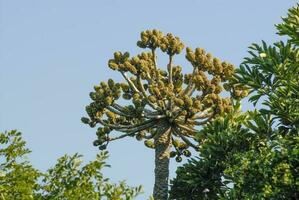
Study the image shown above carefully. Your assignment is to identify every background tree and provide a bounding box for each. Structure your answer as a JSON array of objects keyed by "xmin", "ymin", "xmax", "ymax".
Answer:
[
  {"xmin": 0, "ymin": 130, "xmax": 40, "ymax": 200},
  {"xmin": 82, "ymin": 29, "xmax": 240, "ymax": 199},
  {"xmin": 169, "ymin": 4, "xmax": 299, "ymax": 199},
  {"xmin": 0, "ymin": 130, "xmax": 142, "ymax": 200}
]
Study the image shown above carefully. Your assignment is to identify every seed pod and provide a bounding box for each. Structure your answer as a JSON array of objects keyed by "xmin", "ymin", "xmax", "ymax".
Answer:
[
  {"xmin": 144, "ymin": 140, "xmax": 155, "ymax": 148},
  {"xmin": 173, "ymin": 139, "xmax": 180, "ymax": 147},
  {"xmin": 184, "ymin": 96, "xmax": 193, "ymax": 107},
  {"xmin": 133, "ymin": 93, "xmax": 140, "ymax": 100},
  {"xmin": 175, "ymin": 156, "xmax": 182, "ymax": 162},
  {"xmin": 148, "ymin": 95, "xmax": 157, "ymax": 103},
  {"xmin": 122, "ymin": 93, "xmax": 132, "ymax": 100},
  {"xmin": 106, "ymin": 111, "xmax": 115, "ymax": 119},
  {"xmin": 181, "ymin": 110, "xmax": 188, "ymax": 116},
  {"xmin": 108, "ymin": 61, "xmax": 118, "ymax": 70},
  {"xmin": 98, "ymin": 145, "xmax": 107, "ymax": 150},
  {"xmin": 135, "ymin": 133, "xmax": 143, "ymax": 141},
  {"xmin": 183, "ymin": 149, "xmax": 191, "ymax": 157},
  {"xmin": 193, "ymin": 100, "xmax": 202, "ymax": 110},
  {"xmin": 114, "ymin": 52, "xmax": 122, "ymax": 60},
  {"xmin": 108, "ymin": 79, "xmax": 114, "ymax": 88},
  {"xmin": 89, "ymin": 122, "xmax": 96, "ymax": 128},
  {"xmin": 174, "ymin": 98, "xmax": 184, "ymax": 107},
  {"xmin": 81, "ymin": 117, "xmax": 90, "ymax": 124},
  {"xmin": 170, "ymin": 151, "xmax": 176, "ymax": 158},
  {"xmin": 104, "ymin": 97, "xmax": 113, "ymax": 105},
  {"xmin": 93, "ymin": 140, "xmax": 101, "ymax": 146}
]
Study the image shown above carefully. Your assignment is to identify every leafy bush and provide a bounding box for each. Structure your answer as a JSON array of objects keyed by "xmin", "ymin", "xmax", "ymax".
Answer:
[{"xmin": 0, "ymin": 130, "xmax": 142, "ymax": 200}]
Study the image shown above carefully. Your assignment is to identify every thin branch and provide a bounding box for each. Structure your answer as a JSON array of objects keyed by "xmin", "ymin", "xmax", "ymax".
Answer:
[
  {"xmin": 191, "ymin": 112, "xmax": 213, "ymax": 120},
  {"xmin": 173, "ymin": 126, "xmax": 199, "ymax": 150},
  {"xmin": 98, "ymin": 118, "xmax": 155, "ymax": 130},
  {"xmin": 168, "ymin": 55, "xmax": 173, "ymax": 84},
  {"xmin": 120, "ymin": 120, "xmax": 157, "ymax": 133},
  {"xmin": 121, "ymin": 71, "xmax": 140, "ymax": 93},
  {"xmin": 151, "ymin": 49, "xmax": 159, "ymax": 81},
  {"xmin": 108, "ymin": 132, "xmax": 135, "ymax": 141},
  {"xmin": 111, "ymin": 103, "xmax": 127, "ymax": 113},
  {"xmin": 137, "ymin": 75, "xmax": 160, "ymax": 111},
  {"xmin": 186, "ymin": 85, "xmax": 196, "ymax": 97},
  {"xmin": 192, "ymin": 117, "xmax": 212, "ymax": 126},
  {"xmin": 182, "ymin": 67, "xmax": 197, "ymax": 96},
  {"xmin": 177, "ymin": 124, "xmax": 199, "ymax": 134},
  {"xmin": 192, "ymin": 108, "xmax": 213, "ymax": 119},
  {"xmin": 106, "ymin": 106, "xmax": 134, "ymax": 118},
  {"xmin": 180, "ymin": 134, "xmax": 199, "ymax": 150}
]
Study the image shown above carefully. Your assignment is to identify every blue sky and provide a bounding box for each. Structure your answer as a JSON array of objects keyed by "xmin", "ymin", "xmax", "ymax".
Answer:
[{"xmin": 0, "ymin": 0, "xmax": 297, "ymax": 199}]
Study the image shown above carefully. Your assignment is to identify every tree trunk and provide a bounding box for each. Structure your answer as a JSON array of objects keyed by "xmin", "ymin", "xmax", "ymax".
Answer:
[{"xmin": 153, "ymin": 126, "xmax": 172, "ymax": 200}]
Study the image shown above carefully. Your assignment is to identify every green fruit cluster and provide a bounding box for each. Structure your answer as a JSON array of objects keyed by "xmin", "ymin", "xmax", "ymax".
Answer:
[{"xmin": 137, "ymin": 29, "xmax": 184, "ymax": 56}]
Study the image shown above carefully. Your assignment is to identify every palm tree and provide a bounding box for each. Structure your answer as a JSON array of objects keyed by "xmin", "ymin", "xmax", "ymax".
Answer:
[{"xmin": 82, "ymin": 30, "xmax": 240, "ymax": 200}]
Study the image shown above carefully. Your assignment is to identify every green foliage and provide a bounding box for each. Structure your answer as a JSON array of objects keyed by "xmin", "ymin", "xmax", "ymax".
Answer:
[
  {"xmin": 0, "ymin": 130, "xmax": 40, "ymax": 200},
  {"xmin": 0, "ymin": 130, "xmax": 142, "ymax": 200},
  {"xmin": 38, "ymin": 151, "xmax": 142, "ymax": 200},
  {"xmin": 169, "ymin": 108, "xmax": 252, "ymax": 200},
  {"xmin": 276, "ymin": 4, "xmax": 299, "ymax": 45},
  {"xmin": 224, "ymin": 132, "xmax": 298, "ymax": 199},
  {"xmin": 170, "ymin": 4, "xmax": 299, "ymax": 200}
]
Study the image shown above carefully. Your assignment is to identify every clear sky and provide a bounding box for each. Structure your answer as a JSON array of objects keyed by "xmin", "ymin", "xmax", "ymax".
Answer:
[{"xmin": 0, "ymin": 0, "xmax": 297, "ymax": 199}]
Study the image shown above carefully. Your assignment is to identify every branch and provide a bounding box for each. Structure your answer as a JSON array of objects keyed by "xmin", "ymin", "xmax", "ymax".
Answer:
[
  {"xmin": 192, "ymin": 108, "xmax": 213, "ymax": 119},
  {"xmin": 98, "ymin": 119, "xmax": 155, "ymax": 131},
  {"xmin": 137, "ymin": 75, "xmax": 161, "ymax": 111},
  {"xmin": 151, "ymin": 49, "xmax": 159, "ymax": 81},
  {"xmin": 182, "ymin": 67, "xmax": 197, "ymax": 96},
  {"xmin": 108, "ymin": 132, "xmax": 135, "ymax": 141},
  {"xmin": 121, "ymin": 71, "xmax": 140, "ymax": 93},
  {"xmin": 111, "ymin": 103, "xmax": 127, "ymax": 113},
  {"xmin": 168, "ymin": 55, "xmax": 173, "ymax": 84},
  {"xmin": 177, "ymin": 124, "xmax": 199, "ymax": 134},
  {"xmin": 180, "ymin": 134, "xmax": 199, "ymax": 150},
  {"xmin": 173, "ymin": 126, "xmax": 199, "ymax": 150},
  {"xmin": 186, "ymin": 85, "xmax": 196, "ymax": 97},
  {"xmin": 192, "ymin": 113, "xmax": 213, "ymax": 120},
  {"xmin": 107, "ymin": 121, "xmax": 159, "ymax": 142},
  {"xmin": 106, "ymin": 106, "xmax": 134, "ymax": 118},
  {"xmin": 192, "ymin": 117, "xmax": 212, "ymax": 126}
]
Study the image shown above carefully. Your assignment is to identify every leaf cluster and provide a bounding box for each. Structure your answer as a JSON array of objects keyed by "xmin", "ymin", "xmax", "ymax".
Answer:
[
  {"xmin": 0, "ymin": 130, "xmax": 142, "ymax": 200},
  {"xmin": 170, "ymin": 4, "xmax": 299, "ymax": 199}
]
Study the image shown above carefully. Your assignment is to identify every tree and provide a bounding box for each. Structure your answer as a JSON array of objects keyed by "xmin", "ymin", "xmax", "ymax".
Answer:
[
  {"xmin": 169, "ymin": 4, "xmax": 299, "ymax": 199},
  {"xmin": 0, "ymin": 130, "xmax": 142, "ymax": 200},
  {"xmin": 37, "ymin": 151, "xmax": 142, "ymax": 200},
  {"xmin": 0, "ymin": 130, "xmax": 40, "ymax": 200},
  {"xmin": 225, "ymin": 4, "xmax": 299, "ymax": 198},
  {"xmin": 81, "ymin": 30, "xmax": 240, "ymax": 199}
]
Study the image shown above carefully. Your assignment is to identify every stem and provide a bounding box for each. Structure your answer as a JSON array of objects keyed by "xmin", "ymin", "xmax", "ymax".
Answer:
[
  {"xmin": 177, "ymin": 124, "xmax": 199, "ymax": 134},
  {"xmin": 137, "ymin": 75, "xmax": 160, "ymax": 111},
  {"xmin": 152, "ymin": 49, "xmax": 159, "ymax": 81},
  {"xmin": 182, "ymin": 67, "xmax": 197, "ymax": 96},
  {"xmin": 173, "ymin": 127, "xmax": 198, "ymax": 150},
  {"xmin": 168, "ymin": 55, "xmax": 173, "ymax": 85},
  {"xmin": 98, "ymin": 119, "xmax": 155, "ymax": 130},
  {"xmin": 167, "ymin": 55, "xmax": 174, "ymax": 110},
  {"xmin": 106, "ymin": 106, "xmax": 134, "ymax": 118},
  {"xmin": 121, "ymin": 72, "xmax": 140, "ymax": 93},
  {"xmin": 153, "ymin": 126, "xmax": 172, "ymax": 200}
]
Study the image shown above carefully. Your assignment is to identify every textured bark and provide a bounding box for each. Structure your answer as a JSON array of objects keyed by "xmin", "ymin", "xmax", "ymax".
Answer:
[{"xmin": 153, "ymin": 126, "xmax": 172, "ymax": 200}]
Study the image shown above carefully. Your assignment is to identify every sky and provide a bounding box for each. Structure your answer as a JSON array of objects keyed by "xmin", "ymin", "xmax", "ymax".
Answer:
[{"xmin": 0, "ymin": 0, "xmax": 297, "ymax": 199}]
